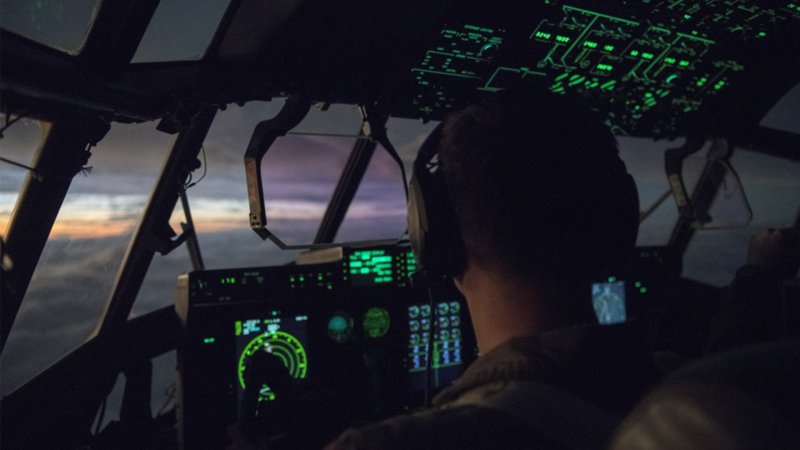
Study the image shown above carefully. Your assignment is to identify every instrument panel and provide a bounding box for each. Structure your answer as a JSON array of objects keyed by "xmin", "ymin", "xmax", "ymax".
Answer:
[{"xmin": 175, "ymin": 245, "xmax": 474, "ymax": 449}]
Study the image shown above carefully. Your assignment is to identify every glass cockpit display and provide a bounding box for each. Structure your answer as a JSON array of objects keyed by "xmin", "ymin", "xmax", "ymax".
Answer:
[
  {"xmin": 408, "ymin": 301, "xmax": 465, "ymax": 389},
  {"xmin": 235, "ymin": 312, "xmax": 309, "ymax": 402},
  {"xmin": 592, "ymin": 279, "xmax": 627, "ymax": 325}
]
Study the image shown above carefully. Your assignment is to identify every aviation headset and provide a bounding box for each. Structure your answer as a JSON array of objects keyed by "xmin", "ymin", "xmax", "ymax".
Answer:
[
  {"xmin": 407, "ymin": 102, "xmax": 640, "ymax": 284},
  {"xmin": 408, "ymin": 121, "xmax": 466, "ymax": 281}
]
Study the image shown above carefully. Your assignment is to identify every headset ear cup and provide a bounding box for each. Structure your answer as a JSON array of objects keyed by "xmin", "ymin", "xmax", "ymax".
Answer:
[
  {"xmin": 407, "ymin": 174, "xmax": 427, "ymax": 267},
  {"xmin": 408, "ymin": 123, "xmax": 466, "ymax": 280}
]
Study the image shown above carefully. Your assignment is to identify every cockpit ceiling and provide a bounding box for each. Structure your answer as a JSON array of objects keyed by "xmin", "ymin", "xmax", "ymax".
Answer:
[
  {"xmin": 397, "ymin": 1, "xmax": 800, "ymax": 137},
  {"xmin": 2, "ymin": 0, "xmax": 800, "ymax": 140},
  {"xmin": 241, "ymin": 0, "xmax": 800, "ymax": 137}
]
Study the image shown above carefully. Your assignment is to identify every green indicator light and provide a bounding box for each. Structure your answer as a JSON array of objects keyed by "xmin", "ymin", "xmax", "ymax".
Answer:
[
  {"xmin": 235, "ymin": 321, "xmax": 243, "ymax": 336},
  {"xmin": 664, "ymin": 57, "xmax": 676, "ymax": 64},
  {"xmin": 600, "ymin": 80, "xmax": 617, "ymax": 90},
  {"xmin": 556, "ymin": 35, "xmax": 570, "ymax": 43},
  {"xmin": 642, "ymin": 52, "xmax": 654, "ymax": 60},
  {"xmin": 714, "ymin": 80, "xmax": 726, "ymax": 90},
  {"xmin": 634, "ymin": 281, "xmax": 642, "ymax": 288},
  {"xmin": 203, "ymin": 337, "xmax": 216, "ymax": 344},
  {"xmin": 583, "ymin": 41, "xmax": 598, "ymax": 48},
  {"xmin": 535, "ymin": 31, "xmax": 552, "ymax": 39},
  {"xmin": 299, "ymin": 276, "xmax": 305, "ymax": 282},
  {"xmin": 607, "ymin": 276, "xmax": 617, "ymax": 283},
  {"xmin": 640, "ymin": 287, "xmax": 648, "ymax": 294},
  {"xmin": 271, "ymin": 310, "xmax": 278, "ymax": 317},
  {"xmin": 757, "ymin": 31, "xmax": 767, "ymax": 38},
  {"xmin": 363, "ymin": 307, "xmax": 391, "ymax": 338},
  {"xmin": 696, "ymin": 76, "xmax": 708, "ymax": 87},
  {"xmin": 569, "ymin": 75, "xmax": 586, "ymax": 86},
  {"xmin": 679, "ymin": 60, "xmax": 690, "ymax": 67},
  {"xmin": 596, "ymin": 64, "xmax": 613, "ymax": 71},
  {"xmin": 684, "ymin": 14, "xmax": 692, "ymax": 20},
  {"xmin": 630, "ymin": 50, "xmax": 640, "ymax": 57},
  {"xmin": 603, "ymin": 45, "xmax": 615, "ymax": 52}
]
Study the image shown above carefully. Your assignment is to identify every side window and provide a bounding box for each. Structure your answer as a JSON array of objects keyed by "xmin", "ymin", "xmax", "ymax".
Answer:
[
  {"xmin": 1, "ymin": 118, "xmax": 47, "ymax": 230},
  {"xmin": 683, "ymin": 149, "xmax": 800, "ymax": 286},
  {"xmin": 617, "ymin": 136, "xmax": 683, "ymax": 247},
  {"xmin": 1, "ymin": 122, "xmax": 171, "ymax": 395},
  {"xmin": 0, "ymin": 0, "xmax": 101, "ymax": 54}
]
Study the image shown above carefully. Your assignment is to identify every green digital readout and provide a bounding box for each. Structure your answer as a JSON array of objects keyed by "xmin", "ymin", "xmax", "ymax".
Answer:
[
  {"xmin": 348, "ymin": 249, "xmax": 393, "ymax": 286},
  {"xmin": 405, "ymin": 250, "xmax": 417, "ymax": 277}
]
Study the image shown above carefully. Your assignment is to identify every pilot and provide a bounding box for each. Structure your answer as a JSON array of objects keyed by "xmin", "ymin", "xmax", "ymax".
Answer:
[{"xmin": 324, "ymin": 88, "xmax": 660, "ymax": 449}]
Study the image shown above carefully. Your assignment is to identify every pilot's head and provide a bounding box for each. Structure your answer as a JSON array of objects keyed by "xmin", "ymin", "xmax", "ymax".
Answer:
[{"xmin": 409, "ymin": 88, "xmax": 639, "ymax": 321}]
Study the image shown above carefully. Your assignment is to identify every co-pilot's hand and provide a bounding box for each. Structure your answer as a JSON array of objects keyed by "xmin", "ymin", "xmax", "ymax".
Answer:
[{"xmin": 745, "ymin": 228, "xmax": 800, "ymax": 279}]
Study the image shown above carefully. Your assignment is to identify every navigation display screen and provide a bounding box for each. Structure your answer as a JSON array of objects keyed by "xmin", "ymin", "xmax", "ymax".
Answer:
[{"xmin": 234, "ymin": 312, "xmax": 310, "ymax": 402}]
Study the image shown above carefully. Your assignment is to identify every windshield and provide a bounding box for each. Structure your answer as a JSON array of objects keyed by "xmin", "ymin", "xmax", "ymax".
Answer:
[
  {"xmin": 1, "ymin": 121, "xmax": 172, "ymax": 395},
  {"xmin": 0, "ymin": 0, "xmax": 101, "ymax": 54}
]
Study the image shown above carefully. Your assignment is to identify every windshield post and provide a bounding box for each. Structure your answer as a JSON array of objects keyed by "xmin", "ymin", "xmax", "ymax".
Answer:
[{"xmin": 92, "ymin": 106, "xmax": 217, "ymax": 338}]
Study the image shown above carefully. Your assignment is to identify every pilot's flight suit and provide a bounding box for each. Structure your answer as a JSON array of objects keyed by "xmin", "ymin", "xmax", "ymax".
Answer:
[{"xmin": 325, "ymin": 324, "xmax": 660, "ymax": 450}]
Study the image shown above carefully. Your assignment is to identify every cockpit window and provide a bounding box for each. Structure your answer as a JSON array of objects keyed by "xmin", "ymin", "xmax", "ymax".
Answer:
[
  {"xmin": 333, "ymin": 141, "xmax": 407, "ymax": 243},
  {"xmin": 0, "ymin": 118, "xmax": 47, "ymax": 231},
  {"xmin": 0, "ymin": 0, "xmax": 100, "ymax": 54},
  {"xmin": 618, "ymin": 137, "xmax": 682, "ymax": 247},
  {"xmin": 0, "ymin": 121, "xmax": 172, "ymax": 395},
  {"xmin": 683, "ymin": 149, "xmax": 800, "ymax": 286},
  {"xmin": 131, "ymin": 101, "xmax": 299, "ymax": 318},
  {"xmin": 131, "ymin": 0, "xmax": 231, "ymax": 63},
  {"xmin": 760, "ymin": 81, "xmax": 800, "ymax": 134}
]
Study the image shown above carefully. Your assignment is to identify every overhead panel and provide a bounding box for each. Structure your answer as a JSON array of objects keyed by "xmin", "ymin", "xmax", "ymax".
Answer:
[{"xmin": 406, "ymin": 0, "xmax": 800, "ymax": 136}]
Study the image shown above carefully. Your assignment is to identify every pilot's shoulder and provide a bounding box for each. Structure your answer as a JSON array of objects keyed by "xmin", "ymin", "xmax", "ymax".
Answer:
[{"xmin": 325, "ymin": 403, "xmax": 552, "ymax": 450}]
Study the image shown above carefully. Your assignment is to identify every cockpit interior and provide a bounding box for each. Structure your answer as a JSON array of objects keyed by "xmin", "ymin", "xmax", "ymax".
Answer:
[{"xmin": 1, "ymin": 1, "xmax": 799, "ymax": 448}]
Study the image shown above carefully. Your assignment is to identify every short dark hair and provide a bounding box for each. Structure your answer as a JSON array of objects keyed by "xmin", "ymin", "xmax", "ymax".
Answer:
[{"xmin": 438, "ymin": 89, "xmax": 639, "ymax": 306}]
